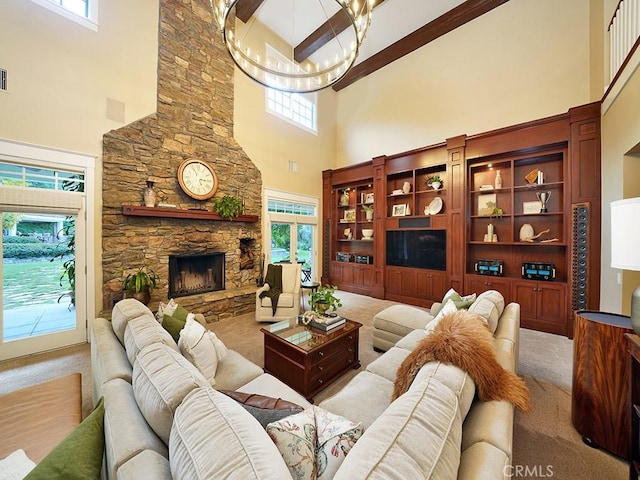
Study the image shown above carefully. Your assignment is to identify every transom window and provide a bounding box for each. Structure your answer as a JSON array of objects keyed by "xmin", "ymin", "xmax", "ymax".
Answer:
[
  {"xmin": 265, "ymin": 46, "xmax": 318, "ymax": 134},
  {"xmin": 0, "ymin": 161, "xmax": 85, "ymax": 192},
  {"xmin": 267, "ymin": 199, "xmax": 316, "ymax": 216},
  {"xmin": 29, "ymin": 0, "xmax": 98, "ymax": 31}
]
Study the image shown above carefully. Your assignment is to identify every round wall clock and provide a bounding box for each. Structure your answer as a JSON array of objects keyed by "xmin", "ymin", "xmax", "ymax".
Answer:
[{"xmin": 177, "ymin": 159, "xmax": 218, "ymax": 201}]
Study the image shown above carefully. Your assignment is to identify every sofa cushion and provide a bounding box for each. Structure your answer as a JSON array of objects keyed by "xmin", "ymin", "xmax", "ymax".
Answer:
[
  {"xmin": 461, "ymin": 399, "xmax": 514, "ymax": 457},
  {"xmin": 213, "ymin": 350, "xmax": 263, "ymax": 391},
  {"xmin": 25, "ymin": 397, "xmax": 104, "ymax": 480},
  {"xmin": 366, "ymin": 346, "xmax": 411, "ymax": 382},
  {"xmin": 236, "ymin": 373, "xmax": 312, "ymax": 409},
  {"xmin": 115, "ymin": 450, "xmax": 171, "ymax": 480},
  {"xmin": 102, "ymin": 378, "xmax": 168, "ymax": 480},
  {"xmin": 458, "ymin": 442, "xmax": 509, "ymax": 480},
  {"xmin": 169, "ymin": 387, "xmax": 293, "ymax": 480},
  {"xmin": 467, "ymin": 290, "xmax": 505, "ymax": 333},
  {"xmin": 318, "ymin": 371, "xmax": 394, "ymax": 430},
  {"xmin": 267, "ymin": 406, "xmax": 363, "ymax": 480},
  {"xmin": 260, "ymin": 292, "xmax": 295, "ymax": 308},
  {"xmin": 111, "ymin": 299, "xmax": 155, "ymax": 344},
  {"xmin": 132, "ymin": 343, "xmax": 208, "ymax": 445},
  {"xmin": 373, "ymin": 304, "xmax": 432, "ymax": 337},
  {"xmin": 124, "ymin": 314, "xmax": 179, "ymax": 366},
  {"xmin": 333, "ymin": 375, "xmax": 463, "ymax": 480},
  {"xmin": 395, "ymin": 328, "xmax": 428, "ymax": 351},
  {"xmin": 161, "ymin": 314, "xmax": 186, "ymax": 342},
  {"xmin": 220, "ymin": 390, "xmax": 304, "ymax": 429},
  {"xmin": 178, "ymin": 317, "xmax": 221, "ymax": 385},
  {"xmin": 90, "ymin": 317, "xmax": 133, "ymax": 403},
  {"xmin": 433, "ymin": 288, "xmax": 477, "ymax": 316}
]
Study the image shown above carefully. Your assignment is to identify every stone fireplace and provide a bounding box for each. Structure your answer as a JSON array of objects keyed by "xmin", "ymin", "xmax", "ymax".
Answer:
[
  {"xmin": 168, "ymin": 253, "xmax": 225, "ymax": 298},
  {"xmin": 100, "ymin": 0, "xmax": 262, "ymax": 321}
]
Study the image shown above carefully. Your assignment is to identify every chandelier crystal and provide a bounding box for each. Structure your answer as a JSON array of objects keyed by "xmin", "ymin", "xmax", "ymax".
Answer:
[{"xmin": 211, "ymin": 0, "xmax": 373, "ymax": 93}]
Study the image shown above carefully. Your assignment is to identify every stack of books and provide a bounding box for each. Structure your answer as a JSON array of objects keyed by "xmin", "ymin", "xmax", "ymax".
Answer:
[{"xmin": 308, "ymin": 315, "xmax": 346, "ymax": 332}]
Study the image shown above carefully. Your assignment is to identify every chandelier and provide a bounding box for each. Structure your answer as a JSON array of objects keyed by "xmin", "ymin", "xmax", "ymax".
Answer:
[{"xmin": 211, "ymin": 0, "xmax": 373, "ymax": 93}]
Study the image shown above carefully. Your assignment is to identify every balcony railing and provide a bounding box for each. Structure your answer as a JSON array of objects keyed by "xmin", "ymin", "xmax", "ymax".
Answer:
[{"xmin": 609, "ymin": 0, "xmax": 640, "ymax": 81}]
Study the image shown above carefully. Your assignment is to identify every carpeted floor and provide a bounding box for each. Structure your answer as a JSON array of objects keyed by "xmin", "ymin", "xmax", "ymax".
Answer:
[{"xmin": 0, "ymin": 291, "xmax": 629, "ymax": 478}]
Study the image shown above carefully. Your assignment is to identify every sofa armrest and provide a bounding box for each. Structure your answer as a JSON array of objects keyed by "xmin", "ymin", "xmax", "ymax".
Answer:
[
  {"xmin": 430, "ymin": 302, "xmax": 441, "ymax": 316},
  {"xmin": 256, "ymin": 284, "xmax": 270, "ymax": 296}
]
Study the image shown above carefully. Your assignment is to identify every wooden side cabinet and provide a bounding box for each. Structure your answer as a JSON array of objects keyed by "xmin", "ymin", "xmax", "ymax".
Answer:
[
  {"xmin": 512, "ymin": 280, "xmax": 566, "ymax": 335},
  {"xmin": 572, "ymin": 311, "xmax": 633, "ymax": 459},
  {"xmin": 626, "ymin": 333, "xmax": 640, "ymax": 479}
]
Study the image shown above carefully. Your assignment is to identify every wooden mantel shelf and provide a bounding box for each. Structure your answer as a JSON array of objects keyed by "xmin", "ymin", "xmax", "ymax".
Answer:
[{"xmin": 122, "ymin": 205, "xmax": 259, "ymax": 223}]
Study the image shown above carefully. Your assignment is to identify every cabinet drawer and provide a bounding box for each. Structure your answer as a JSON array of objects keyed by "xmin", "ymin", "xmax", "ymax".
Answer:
[
  {"xmin": 309, "ymin": 333, "xmax": 357, "ymax": 364},
  {"xmin": 310, "ymin": 351, "xmax": 357, "ymax": 388}
]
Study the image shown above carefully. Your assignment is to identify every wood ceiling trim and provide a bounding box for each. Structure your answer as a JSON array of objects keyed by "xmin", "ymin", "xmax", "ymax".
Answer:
[
  {"xmin": 294, "ymin": 0, "xmax": 386, "ymax": 63},
  {"xmin": 332, "ymin": 0, "xmax": 511, "ymax": 91},
  {"xmin": 236, "ymin": 0, "xmax": 265, "ymax": 23}
]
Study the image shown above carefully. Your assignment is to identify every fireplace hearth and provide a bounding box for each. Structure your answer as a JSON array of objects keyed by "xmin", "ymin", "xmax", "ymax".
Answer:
[{"xmin": 169, "ymin": 253, "xmax": 225, "ymax": 298}]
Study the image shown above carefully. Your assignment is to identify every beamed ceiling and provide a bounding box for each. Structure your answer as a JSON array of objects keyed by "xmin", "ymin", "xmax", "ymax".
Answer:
[{"xmin": 236, "ymin": 0, "xmax": 511, "ymax": 91}]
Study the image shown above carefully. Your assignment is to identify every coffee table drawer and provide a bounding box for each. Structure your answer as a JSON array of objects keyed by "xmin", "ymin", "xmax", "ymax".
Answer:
[
  {"xmin": 309, "ymin": 331, "xmax": 358, "ymax": 364},
  {"xmin": 310, "ymin": 350, "xmax": 358, "ymax": 388}
]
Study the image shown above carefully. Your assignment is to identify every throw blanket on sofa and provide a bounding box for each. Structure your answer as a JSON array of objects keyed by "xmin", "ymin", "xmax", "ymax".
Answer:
[
  {"xmin": 392, "ymin": 310, "xmax": 531, "ymax": 412},
  {"xmin": 260, "ymin": 264, "xmax": 283, "ymax": 315}
]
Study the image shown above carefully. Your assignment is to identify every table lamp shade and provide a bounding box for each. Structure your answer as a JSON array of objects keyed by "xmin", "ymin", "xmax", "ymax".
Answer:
[
  {"xmin": 611, "ymin": 198, "xmax": 640, "ymax": 271},
  {"xmin": 611, "ymin": 197, "xmax": 640, "ymax": 335}
]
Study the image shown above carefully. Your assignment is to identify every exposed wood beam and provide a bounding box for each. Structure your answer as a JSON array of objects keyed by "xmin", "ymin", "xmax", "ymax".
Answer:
[
  {"xmin": 294, "ymin": 0, "xmax": 386, "ymax": 64},
  {"xmin": 236, "ymin": 0, "xmax": 265, "ymax": 24},
  {"xmin": 332, "ymin": 0, "xmax": 511, "ymax": 91}
]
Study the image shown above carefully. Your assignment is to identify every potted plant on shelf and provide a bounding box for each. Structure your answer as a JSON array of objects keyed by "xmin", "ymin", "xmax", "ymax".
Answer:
[
  {"xmin": 213, "ymin": 194, "xmax": 244, "ymax": 221},
  {"xmin": 362, "ymin": 204, "xmax": 374, "ymax": 221},
  {"xmin": 122, "ymin": 265, "xmax": 159, "ymax": 305},
  {"xmin": 310, "ymin": 284, "xmax": 343, "ymax": 314},
  {"xmin": 426, "ymin": 175, "xmax": 443, "ymax": 190}
]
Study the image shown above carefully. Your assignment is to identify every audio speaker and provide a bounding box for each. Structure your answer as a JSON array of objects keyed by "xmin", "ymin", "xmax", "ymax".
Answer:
[
  {"xmin": 570, "ymin": 203, "xmax": 590, "ymax": 312},
  {"xmin": 323, "ymin": 219, "xmax": 330, "ymax": 276}
]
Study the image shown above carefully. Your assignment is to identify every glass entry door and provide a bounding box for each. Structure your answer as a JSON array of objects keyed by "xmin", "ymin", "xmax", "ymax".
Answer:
[
  {"xmin": 269, "ymin": 221, "xmax": 314, "ymax": 282},
  {"xmin": 0, "ymin": 207, "xmax": 86, "ymax": 361}
]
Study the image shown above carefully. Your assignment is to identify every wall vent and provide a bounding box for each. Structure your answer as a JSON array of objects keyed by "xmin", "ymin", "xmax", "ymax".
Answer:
[{"xmin": 0, "ymin": 68, "xmax": 6, "ymax": 92}]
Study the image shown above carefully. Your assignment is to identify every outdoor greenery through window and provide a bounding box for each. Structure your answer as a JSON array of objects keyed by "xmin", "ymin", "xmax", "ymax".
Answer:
[{"xmin": 265, "ymin": 46, "xmax": 318, "ymax": 133}]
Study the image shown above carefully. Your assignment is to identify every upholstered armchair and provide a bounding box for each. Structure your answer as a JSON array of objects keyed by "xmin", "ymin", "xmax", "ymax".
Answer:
[{"xmin": 255, "ymin": 263, "xmax": 302, "ymax": 322}]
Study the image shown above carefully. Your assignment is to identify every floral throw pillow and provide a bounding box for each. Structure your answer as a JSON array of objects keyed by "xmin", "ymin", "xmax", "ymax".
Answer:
[{"xmin": 266, "ymin": 406, "xmax": 363, "ymax": 480}]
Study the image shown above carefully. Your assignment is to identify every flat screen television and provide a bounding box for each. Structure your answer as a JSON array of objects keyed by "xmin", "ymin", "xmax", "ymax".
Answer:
[{"xmin": 386, "ymin": 229, "xmax": 446, "ymax": 271}]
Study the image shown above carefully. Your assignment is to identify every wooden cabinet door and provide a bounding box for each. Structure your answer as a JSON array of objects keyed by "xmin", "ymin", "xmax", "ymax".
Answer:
[
  {"xmin": 352, "ymin": 265, "xmax": 374, "ymax": 288},
  {"xmin": 417, "ymin": 270, "xmax": 448, "ymax": 302},
  {"xmin": 536, "ymin": 283, "xmax": 566, "ymax": 332},
  {"xmin": 511, "ymin": 280, "xmax": 538, "ymax": 320},
  {"xmin": 465, "ymin": 275, "xmax": 511, "ymax": 303},
  {"xmin": 330, "ymin": 262, "xmax": 343, "ymax": 284},
  {"xmin": 386, "ymin": 267, "xmax": 417, "ymax": 296}
]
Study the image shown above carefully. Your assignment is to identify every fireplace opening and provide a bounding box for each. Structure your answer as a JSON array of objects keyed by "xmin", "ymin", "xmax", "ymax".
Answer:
[{"xmin": 169, "ymin": 253, "xmax": 225, "ymax": 298}]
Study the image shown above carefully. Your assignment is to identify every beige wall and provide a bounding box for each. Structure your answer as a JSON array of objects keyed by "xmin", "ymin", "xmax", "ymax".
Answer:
[
  {"xmin": 334, "ymin": 0, "xmax": 593, "ymax": 167},
  {"xmin": 0, "ymin": 0, "xmax": 159, "ymax": 315},
  {"xmin": 233, "ymin": 68, "xmax": 338, "ymax": 201}
]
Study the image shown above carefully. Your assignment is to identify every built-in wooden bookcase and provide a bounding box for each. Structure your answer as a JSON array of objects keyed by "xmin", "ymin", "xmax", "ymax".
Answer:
[{"xmin": 322, "ymin": 102, "xmax": 601, "ymax": 337}]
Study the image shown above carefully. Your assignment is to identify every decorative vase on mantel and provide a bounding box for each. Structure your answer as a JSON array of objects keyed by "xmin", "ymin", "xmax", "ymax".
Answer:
[
  {"xmin": 143, "ymin": 181, "xmax": 157, "ymax": 207},
  {"xmin": 402, "ymin": 181, "xmax": 411, "ymax": 194}
]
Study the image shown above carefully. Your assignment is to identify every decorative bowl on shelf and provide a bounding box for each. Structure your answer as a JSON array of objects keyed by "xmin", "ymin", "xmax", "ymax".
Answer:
[{"xmin": 362, "ymin": 229, "xmax": 373, "ymax": 240}]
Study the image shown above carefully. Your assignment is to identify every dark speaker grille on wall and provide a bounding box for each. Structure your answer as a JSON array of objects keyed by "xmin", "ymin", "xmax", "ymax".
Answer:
[
  {"xmin": 570, "ymin": 203, "xmax": 590, "ymax": 312},
  {"xmin": 398, "ymin": 217, "xmax": 431, "ymax": 228},
  {"xmin": 323, "ymin": 219, "xmax": 330, "ymax": 275}
]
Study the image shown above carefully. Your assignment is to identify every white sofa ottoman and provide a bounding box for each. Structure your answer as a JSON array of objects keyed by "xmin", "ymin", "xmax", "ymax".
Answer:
[{"xmin": 372, "ymin": 304, "xmax": 434, "ymax": 351}]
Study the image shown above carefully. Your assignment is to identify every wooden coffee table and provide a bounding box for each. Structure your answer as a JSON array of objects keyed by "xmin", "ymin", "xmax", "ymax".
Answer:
[{"xmin": 261, "ymin": 318, "xmax": 362, "ymax": 401}]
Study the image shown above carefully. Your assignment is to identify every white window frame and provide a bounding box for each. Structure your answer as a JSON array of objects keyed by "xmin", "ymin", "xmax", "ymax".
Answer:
[
  {"xmin": 265, "ymin": 45, "xmax": 318, "ymax": 135},
  {"xmin": 29, "ymin": 0, "xmax": 98, "ymax": 31}
]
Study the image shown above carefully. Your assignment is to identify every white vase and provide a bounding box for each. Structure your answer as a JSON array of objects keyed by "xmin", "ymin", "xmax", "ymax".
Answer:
[
  {"xmin": 402, "ymin": 181, "xmax": 411, "ymax": 194},
  {"xmin": 431, "ymin": 181, "xmax": 441, "ymax": 190},
  {"xmin": 143, "ymin": 182, "xmax": 156, "ymax": 207},
  {"xmin": 365, "ymin": 210, "xmax": 373, "ymax": 221}
]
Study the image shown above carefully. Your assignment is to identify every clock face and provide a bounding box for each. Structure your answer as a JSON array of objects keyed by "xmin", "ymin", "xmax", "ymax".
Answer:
[{"xmin": 177, "ymin": 160, "xmax": 218, "ymax": 200}]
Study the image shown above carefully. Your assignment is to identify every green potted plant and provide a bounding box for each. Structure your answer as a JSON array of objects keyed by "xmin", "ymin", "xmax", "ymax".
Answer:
[
  {"xmin": 122, "ymin": 265, "xmax": 159, "ymax": 305},
  {"xmin": 51, "ymin": 219, "xmax": 76, "ymax": 307},
  {"xmin": 426, "ymin": 175, "xmax": 443, "ymax": 190},
  {"xmin": 362, "ymin": 204, "xmax": 374, "ymax": 221},
  {"xmin": 310, "ymin": 284, "xmax": 343, "ymax": 314},
  {"xmin": 213, "ymin": 194, "xmax": 244, "ymax": 220}
]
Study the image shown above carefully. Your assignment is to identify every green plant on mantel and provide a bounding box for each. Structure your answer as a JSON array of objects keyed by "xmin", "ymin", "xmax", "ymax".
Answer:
[
  {"xmin": 310, "ymin": 284, "xmax": 343, "ymax": 314},
  {"xmin": 213, "ymin": 194, "xmax": 243, "ymax": 221}
]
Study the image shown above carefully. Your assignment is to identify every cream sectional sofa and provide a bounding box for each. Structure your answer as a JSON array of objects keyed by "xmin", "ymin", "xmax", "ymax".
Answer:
[{"xmin": 91, "ymin": 292, "xmax": 519, "ymax": 479}]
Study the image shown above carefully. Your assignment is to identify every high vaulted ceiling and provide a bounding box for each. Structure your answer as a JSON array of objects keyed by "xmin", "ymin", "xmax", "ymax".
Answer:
[{"xmin": 238, "ymin": 0, "xmax": 510, "ymax": 91}]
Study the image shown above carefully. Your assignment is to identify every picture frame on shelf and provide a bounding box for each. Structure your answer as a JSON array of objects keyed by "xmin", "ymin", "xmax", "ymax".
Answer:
[
  {"xmin": 364, "ymin": 193, "xmax": 374, "ymax": 204},
  {"xmin": 392, "ymin": 204, "xmax": 407, "ymax": 217},
  {"xmin": 343, "ymin": 209, "xmax": 356, "ymax": 222},
  {"xmin": 477, "ymin": 193, "xmax": 497, "ymax": 216},
  {"xmin": 523, "ymin": 200, "xmax": 543, "ymax": 215}
]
